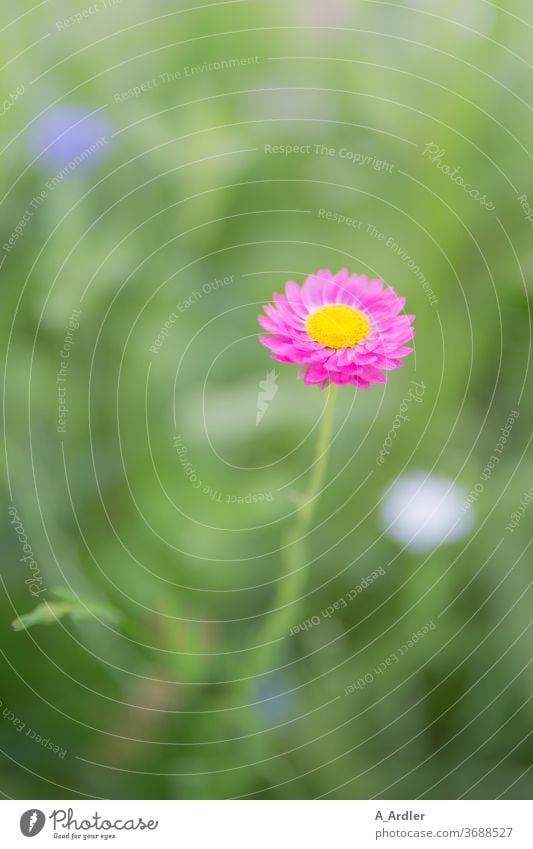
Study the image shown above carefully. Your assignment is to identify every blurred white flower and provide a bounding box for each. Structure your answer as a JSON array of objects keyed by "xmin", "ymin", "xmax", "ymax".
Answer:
[
  {"xmin": 380, "ymin": 471, "xmax": 473, "ymax": 552},
  {"xmin": 378, "ymin": 0, "xmax": 495, "ymax": 41},
  {"xmin": 245, "ymin": 78, "xmax": 335, "ymax": 134},
  {"xmin": 451, "ymin": 0, "xmax": 496, "ymax": 39}
]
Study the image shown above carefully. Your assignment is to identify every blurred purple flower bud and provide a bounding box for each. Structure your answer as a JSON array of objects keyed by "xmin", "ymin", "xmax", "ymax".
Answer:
[{"xmin": 29, "ymin": 105, "xmax": 111, "ymax": 171}]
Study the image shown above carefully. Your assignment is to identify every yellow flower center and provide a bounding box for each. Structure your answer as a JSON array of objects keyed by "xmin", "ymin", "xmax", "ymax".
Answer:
[{"xmin": 305, "ymin": 304, "xmax": 370, "ymax": 349}]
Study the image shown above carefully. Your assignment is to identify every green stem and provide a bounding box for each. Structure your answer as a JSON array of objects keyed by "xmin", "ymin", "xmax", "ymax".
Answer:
[{"xmin": 244, "ymin": 385, "xmax": 338, "ymax": 683}]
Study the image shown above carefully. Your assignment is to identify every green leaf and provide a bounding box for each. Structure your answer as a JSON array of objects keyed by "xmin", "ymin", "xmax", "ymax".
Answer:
[{"xmin": 11, "ymin": 589, "xmax": 120, "ymax": 631}]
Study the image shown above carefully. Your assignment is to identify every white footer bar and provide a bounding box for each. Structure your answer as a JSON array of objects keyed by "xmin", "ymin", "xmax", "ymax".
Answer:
[{"xmin": 1, "ymin": 800, "xmax": 530, "ymax": 848}]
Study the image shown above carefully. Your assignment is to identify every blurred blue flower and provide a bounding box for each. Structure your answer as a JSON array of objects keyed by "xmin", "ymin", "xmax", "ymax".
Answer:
[
  {"xmin": 29, "ymin": 105, "xmax": 111, "ymax": 171},
  {"xmin": 252, "ymin": 670, "xmax": 295, "ymax": 726}
]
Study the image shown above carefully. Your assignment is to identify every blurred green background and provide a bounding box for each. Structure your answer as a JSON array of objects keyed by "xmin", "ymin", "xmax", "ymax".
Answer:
[{"xmin": 1, "ymin": 0, "xmax": 532, "ymax": 800}]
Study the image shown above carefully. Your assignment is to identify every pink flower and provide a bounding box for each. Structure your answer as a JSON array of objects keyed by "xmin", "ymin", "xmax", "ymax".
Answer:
[
  {"xmin": 293, "ymin": 0, "xmax": 351, "ymax": 27},
  {"xmin": 258, "ymin": 269, "xmax": 415, "ymax": 388}
]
